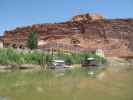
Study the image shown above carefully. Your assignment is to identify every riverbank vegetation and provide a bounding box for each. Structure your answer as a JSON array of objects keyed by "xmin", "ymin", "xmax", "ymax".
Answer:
[{"xmin": 0, "ymin": 48, "xmax": 106, "ymax": 66}]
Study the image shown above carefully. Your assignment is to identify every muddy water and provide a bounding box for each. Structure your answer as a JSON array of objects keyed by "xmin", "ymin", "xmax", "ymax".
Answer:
[{"xmin": 0, "ymin": 96, "xmax": 9, "ymax": 100}]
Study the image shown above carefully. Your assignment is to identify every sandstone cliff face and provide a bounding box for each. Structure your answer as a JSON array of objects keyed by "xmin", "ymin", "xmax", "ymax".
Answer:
[
  {"xmin": 3, "ymin": 13, "xmax": 133, "ymax": 57},
  {"xmin": 71, "ymin": 13, "xmax": 104, "ymax": 21}
]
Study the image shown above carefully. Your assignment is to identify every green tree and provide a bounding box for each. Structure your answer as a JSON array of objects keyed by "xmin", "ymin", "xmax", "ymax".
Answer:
[{"xmin": 27, "ymin": 32, "xmax": 38, "ymax": 50}]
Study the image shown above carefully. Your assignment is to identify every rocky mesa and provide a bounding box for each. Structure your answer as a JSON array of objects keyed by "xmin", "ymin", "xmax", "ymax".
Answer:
[{"xmin": 3, "ymin": 13, "xmax": 133, "ymax": 57}]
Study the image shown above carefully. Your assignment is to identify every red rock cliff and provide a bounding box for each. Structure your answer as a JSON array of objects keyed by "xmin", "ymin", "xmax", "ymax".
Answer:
[{"xmin": 3, "ymin": 13, "xmax": 133, "ymax": 57}]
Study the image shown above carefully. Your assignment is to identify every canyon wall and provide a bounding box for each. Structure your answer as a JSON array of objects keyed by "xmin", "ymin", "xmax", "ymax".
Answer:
[{"xmin": 3, "ymin": 13, "xmax": 133, "ymax": 57}]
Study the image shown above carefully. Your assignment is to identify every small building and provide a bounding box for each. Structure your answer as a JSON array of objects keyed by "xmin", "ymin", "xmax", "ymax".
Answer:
[{"xmin": 95, "ymin": 49, "xmax": 105, "ymax": 58}]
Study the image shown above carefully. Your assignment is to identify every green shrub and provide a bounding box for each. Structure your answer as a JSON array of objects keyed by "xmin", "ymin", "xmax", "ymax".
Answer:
[
  {"xmin": 64, "ymin": 56, "xmax": 74, "ymax": 65},
  {"xmin": 0, "ymin": 49, "xmax": 52, "ymax": 65},
  {"xmin": 27, "ymin": 32, "xmax": 38, "ymax": 50},
  {"xmin": 0, "ymin": 49, "xmax": 107, "ymax": 66}
]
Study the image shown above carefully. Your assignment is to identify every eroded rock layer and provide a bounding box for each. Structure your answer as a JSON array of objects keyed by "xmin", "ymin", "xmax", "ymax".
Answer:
[{"xmin": 3, "ymin": 13, "xmax": 133, "ymax": 57}]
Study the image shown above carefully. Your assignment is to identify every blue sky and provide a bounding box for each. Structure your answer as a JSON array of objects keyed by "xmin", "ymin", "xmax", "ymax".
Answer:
[{"xmin": 0, "ymin": 0, "xmax": 133, "ymax": 35}]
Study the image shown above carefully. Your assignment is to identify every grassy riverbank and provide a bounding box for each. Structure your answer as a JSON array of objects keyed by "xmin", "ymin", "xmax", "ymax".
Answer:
[{"xmin": 0, "ymin": 48, "xmax": 106, "ymax": 66}]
